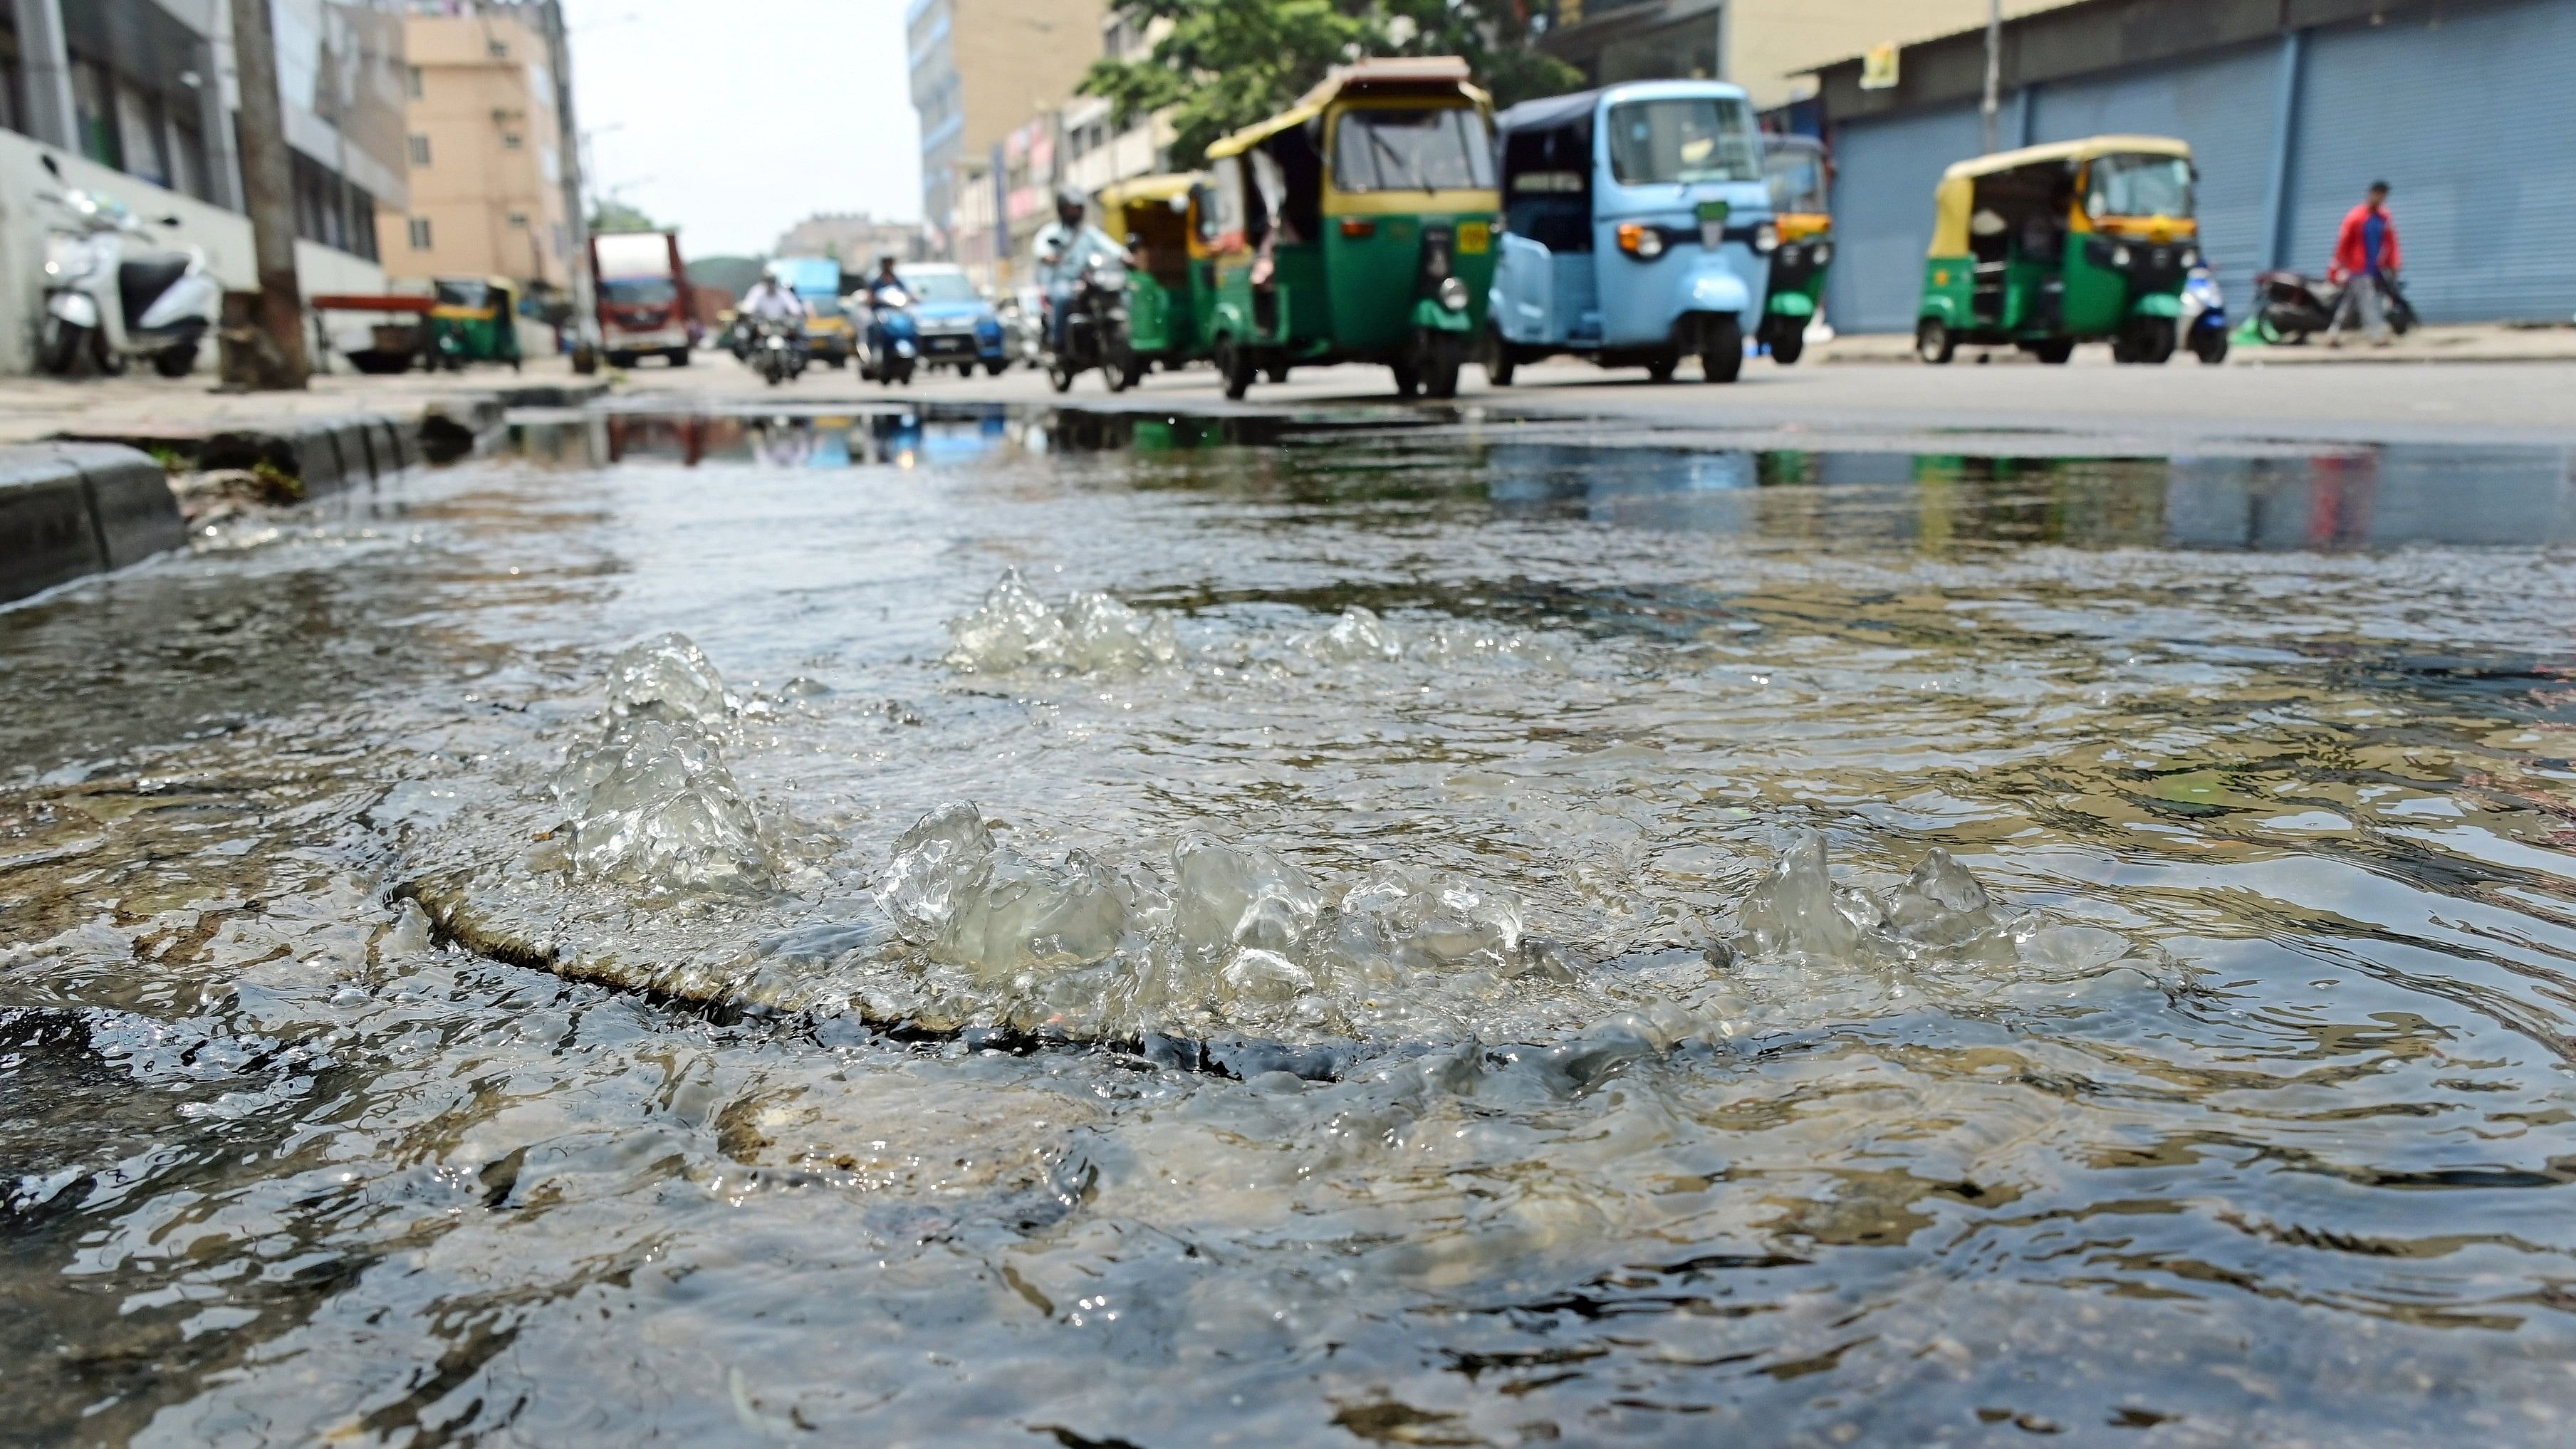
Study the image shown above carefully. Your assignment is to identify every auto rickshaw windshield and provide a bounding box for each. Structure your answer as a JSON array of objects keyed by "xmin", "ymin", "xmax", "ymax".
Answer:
[
  {"xmin": 1330, "ymin": 106, "xmax": 1494, "ymax": 192},
  {"xmin": 1607, "ymin": 98, "xmax": 1759, "ymax": 185},
  {"xmin": 1766, "ymin": 147, "xmax": 1827, "ymax": 213},
  {"xmin": 2087, "ymin": 153, "xmax": 2194, "ymax": 218}
]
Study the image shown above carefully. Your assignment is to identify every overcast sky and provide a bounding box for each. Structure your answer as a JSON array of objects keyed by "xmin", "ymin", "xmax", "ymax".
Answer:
[{"xmin": 563, "ymin": 0, "xmax": 922, "ymax": 258}]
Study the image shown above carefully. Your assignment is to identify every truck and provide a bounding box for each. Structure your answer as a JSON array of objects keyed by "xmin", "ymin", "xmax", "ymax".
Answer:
[{"xmin": 590, "ymin": 231, "xmax": 694, "ymax": 367}]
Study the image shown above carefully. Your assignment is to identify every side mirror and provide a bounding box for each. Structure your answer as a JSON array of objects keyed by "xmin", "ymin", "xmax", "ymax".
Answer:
[
  {"xmin": 162, "ymin": 214, "xmax": 184, "ymax": 227},
  {"xmin": 41, "ymin": 154, "xmax": 62, "ymax": 179}
]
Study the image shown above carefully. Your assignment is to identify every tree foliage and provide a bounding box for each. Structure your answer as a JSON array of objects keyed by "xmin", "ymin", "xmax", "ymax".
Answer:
[
  {"xmin": 1083, "ymin": 0, "xmax": 1582, "ymax": 167},
  {"xmin": 588, "ymin": 197, "xmax": 660, "ymax": 235}
]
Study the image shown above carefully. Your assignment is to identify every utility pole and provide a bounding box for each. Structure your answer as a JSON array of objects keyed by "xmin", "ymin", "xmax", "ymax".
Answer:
[
  {"xmin": 1981, "ymin": 0, "xmax": 2003, "ymax": 154},
  {"xmin": 226, "ymin": 0, "xmax": 311, "ymax": 388},
  {"xmin": 536, "ymin": 0, "xmax": 600, "ymax": 373}
]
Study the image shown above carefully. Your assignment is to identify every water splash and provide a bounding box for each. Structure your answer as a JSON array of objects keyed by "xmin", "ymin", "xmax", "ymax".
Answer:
[{"xmin": 944, "ymin": 570, "xmax": 1179, "ymax": 675}]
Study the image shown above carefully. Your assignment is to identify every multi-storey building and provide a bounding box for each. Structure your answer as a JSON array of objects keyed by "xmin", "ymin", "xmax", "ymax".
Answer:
[
  {"xmin": 0, "ymin": 0, "xmax": 410, "ymax": 369},
  {"xmin": 905, "ymin": 0, "xmax": 1105, "ymax": 252},
  {"xmin": 773, "ymin": 213, "xmax": 926, "ymax": 272},
  {"xmin": 380, "ymin": 3, "xmax": 571, "ymax": 297}
]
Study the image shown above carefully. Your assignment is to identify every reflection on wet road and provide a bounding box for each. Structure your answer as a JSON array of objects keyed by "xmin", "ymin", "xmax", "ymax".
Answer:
[{"xmin": 3, "ymin": 404, "xmax": 2572, "ymax": 1448}]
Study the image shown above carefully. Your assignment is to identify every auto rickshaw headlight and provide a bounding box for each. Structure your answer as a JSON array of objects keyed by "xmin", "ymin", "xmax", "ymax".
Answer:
[
  {"xmin": 1436, "ymin": 276, "xmax": 1469, "ymax": 312},
  {"xmin": 1753, "ymin": 222, "xmax": 1779, "ymax": 254},
  {"xmin": 1617, "ymin": 222, "xmax": 1664, "ymax": 259},
  {"xmin": 2112, "ymin": 244, "xmax": 2134, "ymax": 268},
  {"xmin": 1814, "ymin": 241, "xmax": 1832, "ymax": 266},
  {"xmin": 2181, "ymin": 246, "xmax": 2199, "ymax": 268}
]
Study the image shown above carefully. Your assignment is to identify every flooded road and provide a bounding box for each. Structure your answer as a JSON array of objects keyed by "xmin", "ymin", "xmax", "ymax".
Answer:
[{"xmin": 5, "ymin": 404, "xmax": 2575, "ymax": 1447}]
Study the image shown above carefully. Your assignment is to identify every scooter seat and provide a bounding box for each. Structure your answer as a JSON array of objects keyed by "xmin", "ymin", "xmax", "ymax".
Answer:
[{"xmin": 118, "ymin": 253, "xmax": 192, "ymax": 326}]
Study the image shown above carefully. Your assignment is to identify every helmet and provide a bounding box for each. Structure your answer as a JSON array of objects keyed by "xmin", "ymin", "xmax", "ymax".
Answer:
[{"xmin": 1055, "ymin": 186, "xmax": 1087, "ymax": 218}]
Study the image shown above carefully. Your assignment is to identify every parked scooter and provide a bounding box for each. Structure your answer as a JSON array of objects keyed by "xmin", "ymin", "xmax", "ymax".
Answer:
[
  {"xmin": 749, "ymin": 316, "xmax": 805, "ymax": 386},
  {"xmin": 35, "ymin": 155, "xmax": 218, "ymax": 378},
  {"xmin": 861, "ymin": 283, "xmax": 919, "ymax": 386},
  {"xmin": 2180, "ymin": 265, "xmax": 2228, "ymax": 365},
  {"xmin": 1043, "ymin": 251, "xmax": 1135, "ymax": 394},
  {"xmin": 2253, "ymin": 268, "xmax": 2419, "ymax": 344}
]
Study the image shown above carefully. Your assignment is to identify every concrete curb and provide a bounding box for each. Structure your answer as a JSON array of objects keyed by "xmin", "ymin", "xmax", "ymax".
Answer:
[
  {"xmin": 9, "ymin": 379, "xmax": 604, "ymax": 601},
  {"xmin": 0, "ymin": 441, "xmax": 187, "ymax": 605}
]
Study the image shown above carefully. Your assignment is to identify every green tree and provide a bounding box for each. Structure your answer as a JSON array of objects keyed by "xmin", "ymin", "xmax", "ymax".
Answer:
[
  {"xmin": 1083, "ymin": 0, "xmax": 1580, "ymax": 167},
  {"xmin": 588, "ymin": 197, "xmax": 659, "ymax": 234}
]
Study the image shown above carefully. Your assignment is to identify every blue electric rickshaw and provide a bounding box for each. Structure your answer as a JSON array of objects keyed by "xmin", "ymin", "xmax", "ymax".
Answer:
[{"xmin": 1486, "ymin": 80, "xmax": 1776, "ymax": 385}]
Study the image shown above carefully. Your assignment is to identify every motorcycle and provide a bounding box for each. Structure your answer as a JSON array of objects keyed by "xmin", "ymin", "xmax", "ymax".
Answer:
[
  {"xmin": 749, "ymin": 316, "xmax": 805, "ymax": 386},
  {"xmin": 1043, "ymin": 251, "xmax": 1135, "ymax": 394},
  {"xmin": 2253, "ymin": 268, "xmax": 2419, "ymax": 345},
  {"xmin": 34, "ymin": 155, "xmax": 218, "ymax": 378},
  {"xmin": 861, "ymin": 286, "xmax": 919, "ymax": 386},
  {"xmin": 2180, "ymin": 264, "xmax": 2229, "ymax": 365}
]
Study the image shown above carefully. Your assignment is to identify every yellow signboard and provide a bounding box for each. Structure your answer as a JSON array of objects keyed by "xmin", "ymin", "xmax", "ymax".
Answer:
[{"xmin": 1860, "ymin": 43, "xmax": 1901, "ymax": 90}]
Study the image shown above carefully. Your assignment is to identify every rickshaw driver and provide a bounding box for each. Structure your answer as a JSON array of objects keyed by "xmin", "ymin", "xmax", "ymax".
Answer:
[{"xmin": 1033, "ymin": 187, "xmax": 1132, "ymax": 354}]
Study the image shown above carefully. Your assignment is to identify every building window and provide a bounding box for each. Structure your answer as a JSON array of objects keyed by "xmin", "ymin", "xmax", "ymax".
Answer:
[
  {"xmin": 408, "ymin": 216, "xmax": 433, "ymax": 250},
  {"xmin": 68, "ymin": 56, "xmax": 119, "ymax": 168},
  {"xmin": 347, "ymin": 184, "xmax": 379, "ymax": 262},
  {"xmin": 501, "ymin": 132, "xmax": 522, "ymax": 150},
  {"xmin": 406, "ymin": 65, "xmax": 424, "ymax": 98},
  {"xmin": 487, "ymin": 39, "xmax": 509, "ymax": 58},
  {"xmin": 409, "ymin": 134, "xmax": 431, "ymax": 166},
  {"xmin": 506, "ymin": 211, "xmax": 528, "ymax": 228}
]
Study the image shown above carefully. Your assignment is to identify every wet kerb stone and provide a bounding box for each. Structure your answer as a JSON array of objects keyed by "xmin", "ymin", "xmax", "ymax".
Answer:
[{"xmin": 0, "ymin": 449, "xmax": 108, "ymax": 602}]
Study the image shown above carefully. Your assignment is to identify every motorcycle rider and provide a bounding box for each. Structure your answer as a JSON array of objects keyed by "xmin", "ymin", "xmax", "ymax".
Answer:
[
  {"xmin": 1031, "ymin": 187, "xmax": 1128, "ymax": 356},
  {"xmin": 740, "ymin": 266, "xmax": 809, "ymax": 328},
  {"xmin": 737, "ymin": 265, "xmax": 810, "ymax": 368},
  {"xmin": 866, "ymin": 255, "xmax": 909, "ymax": 307}
]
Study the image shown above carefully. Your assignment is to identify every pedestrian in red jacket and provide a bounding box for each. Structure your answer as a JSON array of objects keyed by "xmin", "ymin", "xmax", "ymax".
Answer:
[{"xmin": 2327, "ymin": 181, "xmax": 2399, "ymax": 347}]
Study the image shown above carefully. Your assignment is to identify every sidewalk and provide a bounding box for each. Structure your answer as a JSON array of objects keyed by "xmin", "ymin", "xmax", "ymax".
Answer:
[
  {"xmin": 1815, "ymin": 320, "xmax": 2576, "ymax": 365},
  {"xmin": 0, "ymin": 353, "xmax": 605, "ymax": 446}
]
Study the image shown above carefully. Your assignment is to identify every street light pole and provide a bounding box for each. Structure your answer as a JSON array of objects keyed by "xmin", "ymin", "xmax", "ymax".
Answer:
[
  {"xmin": 1981, "ymin": 0, "xmax": 2003, "ymax": 154},
  {"xmin": 225, "ymin": 0, "xmax": 311, "ymax": 389}
]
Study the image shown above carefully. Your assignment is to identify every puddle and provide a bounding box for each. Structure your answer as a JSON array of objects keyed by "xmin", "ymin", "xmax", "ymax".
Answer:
[
  {"xmin": 2, "ymin": 402, "xmax": 2572, "ymax": 1446},
  {"xmin": 514, "ymin": 404, "xmax": 2576, "ymax": 552}
]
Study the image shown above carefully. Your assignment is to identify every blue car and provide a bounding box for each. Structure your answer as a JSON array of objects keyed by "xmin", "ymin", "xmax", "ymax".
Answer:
[
  {"xmin": 898, "ymin": 263, "xmax": 1010, "ymax": 377},
  {"xmin": 1488, "ymin": 80, "xmax": 1776, "ymax": 385}
]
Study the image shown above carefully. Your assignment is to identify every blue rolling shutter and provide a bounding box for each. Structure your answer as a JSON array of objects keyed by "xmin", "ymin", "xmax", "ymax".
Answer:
[
  {"xmin": 2285, "ymin": 0, "xmax": 2576, "ymax": 323},
  {"xmin": 1825, "ymin": 103, "xmax": 1983, "ymax": 335},
  {"xmin": 2025, "ymin": 41, "xmax": 2281, "ymax": 315}
]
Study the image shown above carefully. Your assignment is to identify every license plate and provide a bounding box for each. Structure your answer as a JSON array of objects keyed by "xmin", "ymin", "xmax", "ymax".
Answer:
[
  {"xmin": 1458, "ymin": 221, "xmax": 1490, "ymax": 255},
  {"xmin": 1696, "ymin": 200, "xmax": 1730, "ymax": 251}
]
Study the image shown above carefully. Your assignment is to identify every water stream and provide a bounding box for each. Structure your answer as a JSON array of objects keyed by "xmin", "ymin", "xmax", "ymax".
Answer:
[{"xmin": 4, "ymin": 406, "xmax": 2572, "ymax": 1446}]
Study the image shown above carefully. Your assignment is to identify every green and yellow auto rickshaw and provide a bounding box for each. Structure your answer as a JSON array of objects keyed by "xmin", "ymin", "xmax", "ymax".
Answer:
[
  {"xmin": 428, "ymin": 276, "xmax": 523, "ymax": 371},
  {"xmin": 1759, "ymin": 133, "xmax": 1831, "ymax": 365},
  {"xmin": 1097, "ymin": 172, "xmax": 1215, "ymax": 385},
  {"xmin": 1915, "ymin": 135, "xmax": 2199, "ymax": 366},
  {"xmin": 1204, "ymin": 56, "xmax": 1500, "ymax": 399}
]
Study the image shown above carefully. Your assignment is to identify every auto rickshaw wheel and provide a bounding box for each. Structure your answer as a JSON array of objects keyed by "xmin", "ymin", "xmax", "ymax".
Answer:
[
  {"xmin": 1214, "ymin": 337, "xmax": 1255, "ymax": 400},
  {"xmin": 1416, "ymin": 330, "xmax": 1464, "ymax": 400},
  {"xmin": 1700, "ymin": 316, "xmax": 1745, "ymax": 383},
  {"xmin": 1265, "ymin": 365, "xmax": 1290, "ymax": 385},
  {"xmin": 2030, "ymin": 338, "xmax": 2075, "ymax": 365},
  {"xmin": 1485, "ymin": 328, "xmax": 1516, "ymax": 387},
  {"xmin": 1646, "ymin": 357, "xmax": 1678, "ymax": 384},
  {"xmin": 1767, "ymin": 323, "xmax": 1806, "ymax": 366},
  {"xmin": 1915, "ymin": 318, "xmax": 1956, "ymax": 365},
  {"xmin": 2117, "ymin": 318, "xmax": 2176, "ymax": 365}
]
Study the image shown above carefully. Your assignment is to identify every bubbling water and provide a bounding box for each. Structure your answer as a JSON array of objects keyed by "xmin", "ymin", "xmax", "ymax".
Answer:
[
  {"xmin": 944, "ymin": 569, "xmax": 1180, "ymax": 675},
  {"xmin": 537, "ymin": 633, "xmax": 771, "ymax": 892}
]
